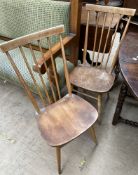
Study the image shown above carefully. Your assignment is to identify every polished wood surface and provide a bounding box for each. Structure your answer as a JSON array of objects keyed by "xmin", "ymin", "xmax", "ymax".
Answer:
[
  {"xmin": 39, "ymin": 94, "xmax": 98, "ymax": 146},
  {"xmin": 112, "ymin": 23, "xmax": 138, "ymax": 127},
  {"xmin": 119, "ymin": 24, "xmax": 138, "ymax": 99},
  {"xmin": 70, "ymin": 65, "xmax": 115, "ymax": 93}
]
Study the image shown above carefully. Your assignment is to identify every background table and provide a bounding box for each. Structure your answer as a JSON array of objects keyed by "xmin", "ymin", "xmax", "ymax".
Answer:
[{"xmin": 112, "ymin": 23, "xmax": 138, "ymax": 127}]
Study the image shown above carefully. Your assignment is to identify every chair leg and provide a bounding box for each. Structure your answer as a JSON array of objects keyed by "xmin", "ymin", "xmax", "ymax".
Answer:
[
  {"xmin": 56, "ymin": 147, "xmax": 61, "ymax": 174},
  {"xmin": 89, "ymin": 126, "xmax": 97, "ymax": 144},
  {"xmin": 97, "ymin": 94, "xmax": 102, "ymax": 124}
]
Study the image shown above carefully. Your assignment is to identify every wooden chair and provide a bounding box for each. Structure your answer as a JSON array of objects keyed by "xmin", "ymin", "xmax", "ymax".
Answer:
[
  {"xmin": 0, "ymin": 25, "xmax": 98, "ymax": 174},
  {"xmin": 70, "ymin": 4, "xmax": 136, "ymax": 122}
]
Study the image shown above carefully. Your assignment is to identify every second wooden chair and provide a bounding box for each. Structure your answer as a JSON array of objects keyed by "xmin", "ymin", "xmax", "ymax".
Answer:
[{"xmin": 70, "ymin": 4, "xmax": 136, "ymax": 122}]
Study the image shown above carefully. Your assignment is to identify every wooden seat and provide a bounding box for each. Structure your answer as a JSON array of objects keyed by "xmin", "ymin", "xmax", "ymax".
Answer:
[
  {"xmin": 39, "ymin": 94, "xmax": 98, "ymax": 146},
  {"xmin": 70, "ymin": 4, "xmax": 136, "ymax": 123},
  {"xmin": 70, "ymin": 65, "xmax": 115, "ymax": 93},
  {"xmin": 0, "ymin": 25, "xmax": 98, "ymax": 174}
]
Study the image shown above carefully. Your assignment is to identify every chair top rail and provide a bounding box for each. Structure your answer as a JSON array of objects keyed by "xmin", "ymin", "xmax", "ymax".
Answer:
[
  {"xmin": 86, "ymin": 4, "xmax": 136, "ymax": 16},
  {"xmin": 0, "ymin": 25, "xmax": 64, "ymax": 53}
]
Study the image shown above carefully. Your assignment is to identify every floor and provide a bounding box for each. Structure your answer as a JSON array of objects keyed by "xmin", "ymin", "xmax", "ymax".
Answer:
[{"xmin": 0, "ymin": 78, "xmax": 138, "ymax": 175}]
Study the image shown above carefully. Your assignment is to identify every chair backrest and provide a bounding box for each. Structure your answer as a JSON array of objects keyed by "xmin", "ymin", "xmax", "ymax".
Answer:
[
  {"xmin": 83, "ymin": 4, "xmax": 136, "ymax": 73},
  {"xmin": 0, "ymin": 25, "xmax": 72, "ymax": 114}
]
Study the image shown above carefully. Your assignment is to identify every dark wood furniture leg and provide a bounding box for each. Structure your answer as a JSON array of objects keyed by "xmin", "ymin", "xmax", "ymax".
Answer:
[
  {"xmin": 112, "ymin": 82, "xmax": 138, "ymax": 127},
  {"xmin": 112, "ymin": 82, "xmax": 127, "ymax": 125}
]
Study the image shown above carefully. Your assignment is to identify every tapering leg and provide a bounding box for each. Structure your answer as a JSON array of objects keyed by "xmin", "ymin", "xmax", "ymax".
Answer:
[
  {"xmin": 56, "ymin": 147, "xmax": 61, "ymax": 174},
  {"xmin": 97, "ymin": 94, "xmax": 102, "ymax": 124},
  {"xmin": 89, "ymin": 126, "xmax": 97, "ymax": 144}
]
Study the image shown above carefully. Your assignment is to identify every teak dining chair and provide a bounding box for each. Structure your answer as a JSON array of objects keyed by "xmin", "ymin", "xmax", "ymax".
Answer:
[
  {"xmin": 70, "ymin": 4, "xmax": 136, "ymax": 122},
  {"xmin": 0, "ymin": 25, "xmax": 98, "ymax": 174}
]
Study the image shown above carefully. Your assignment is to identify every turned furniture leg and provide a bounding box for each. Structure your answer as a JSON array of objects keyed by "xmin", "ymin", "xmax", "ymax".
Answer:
[
  {"xmin": 89, "ymin": 126, "xmax": 97, "ymax": 144},
  {"xmin": 97, "ymin": 94, "xmax": 102, "ymax": 124},
  {"xmin": 56, "ymin": 147, "xmax": 61, "ymax": 174},
  {"xmin": 112, "ymin": 82, "xmax": 127, "ymax": 125}
]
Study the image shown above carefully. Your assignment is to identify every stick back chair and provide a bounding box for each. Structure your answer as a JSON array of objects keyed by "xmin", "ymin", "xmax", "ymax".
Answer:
[
  {"xmin": 0, "ymin": 25, "xmax": 98, "ymax": 174},
  {"xmin": 70, "ymin": 4, "xmax": 136, "ymax": 122}
]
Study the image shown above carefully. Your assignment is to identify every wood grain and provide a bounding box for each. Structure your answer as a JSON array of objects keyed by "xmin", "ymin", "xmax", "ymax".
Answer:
[
  {"xmin": 81, "ymin": 6, "xmax": 121, "ymax": 28},
  {"xmin": 119, "ymin": 24, "xmax": 138, "ymax": 99},
  {"xmin": 70, "ymin": 65, "xmax": 115, "ymax": 93},
  {"xmin": 86, "ymin": 4, "xmax": 136, "ymax": 16},
  {"xmin": 38, "ymin": 94, "xmax": 98, "ymax": 146},
  {"xmin": 0, "ymin": 25, "xmax": 64, "ymax": 53}
]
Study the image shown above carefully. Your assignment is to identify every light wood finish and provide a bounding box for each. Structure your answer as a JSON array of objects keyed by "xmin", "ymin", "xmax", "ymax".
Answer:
[
  {"xmin": 81, "ymin": 6, "xmax": 121, "ymax": 28},
  {"xmin": 39, "ymin": 94, "xmax": 98, "ymax": 146},
  {"xmin": 59, "ymin": 35, "xmax": 72, "ymax": 95},
  {"xmin": 70, "ymin": 4, "xmax": 135, "ymax": 122},
  {"xmin": 70, "ymin": 65, "xmax": 115, "ymax": 93},
  {"xmin": 97, "ymin": 94, "xmax": 102, "ymax": 123},
  {"xmin": 5, "ymin": 51, "xmax": 41, "ymax": 114},
  {"xmin": 89, "ymin": 126, "xmax": 97, "ymax": 144},
  {"xmin": 56, "ymin": 147, "xmax": 61, "ymax": 174},
  {"xmin": 0, "ymin": 25, "xmax": 64, "ymax": 53},
  {"xmin": 83, "ymin": 10, "xmax": 90, "ymax": 64},
  {"xmin": 0, "ymin": 25, "xmax": 98, "ymax": 174},
  {"xmin": 0, "ymin": 35, "xmax": 48, "ymax": 53},
  {"xmin": 86, "ymin": 4, "xmax": 136, "ymax": 16},
  {"xmin": 29, "ymin": 44, "xmax": 52, "ymax": 104}
]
